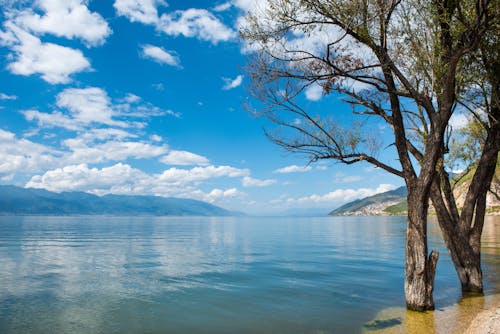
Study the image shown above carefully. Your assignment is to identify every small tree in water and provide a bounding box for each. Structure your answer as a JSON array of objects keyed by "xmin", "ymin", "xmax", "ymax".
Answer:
[{"xmin": 241, "ymin": 0, "xmax": 499, "ymax": 311}]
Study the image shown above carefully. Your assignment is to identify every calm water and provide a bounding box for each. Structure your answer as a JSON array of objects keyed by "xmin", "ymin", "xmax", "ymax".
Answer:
[{"xmin": 0, "ymin": 216, "xmax": 499, "ymax": 333}]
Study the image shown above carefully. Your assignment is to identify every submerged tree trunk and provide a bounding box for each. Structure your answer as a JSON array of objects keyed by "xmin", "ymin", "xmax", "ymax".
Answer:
[
  {"xmin": 431, "ymin": 108, "xmax": 499, "ymax": 293},
  {"xmin": 405, "ymin": 190, "xmax": 439, "ymax": 311}
]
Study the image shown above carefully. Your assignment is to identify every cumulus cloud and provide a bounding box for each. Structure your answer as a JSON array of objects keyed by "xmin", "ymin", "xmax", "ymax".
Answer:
[
  {"xmin": 190, "ymin": 188, "xmax": 243, "ymax": 203},
  {"xmin": 160, "ymin": 150, "xmax": 210, "ymax": 166},
  {"xmin": 114, "ymin": 0, "xmax": 166, "ymax": 25},
  {"xmin": 141, "ymin": 44, "xmax": 181, "ymax": 67},
  {"xmin": 222, "ymin": 75, "xmax": 243, "ymax": 90},
  {"xmin": 113, "ymin": 1, "xmax": 235, "ymax": 44},
  {"xmin": 0, "ymin": 129, "xmax": 60, "ymax": 177},
  {"xmin": 56, "ymin": 87, "xmax": 127, "ymax": 127},
  {"xmin": 242, "ymin": 176, "xmax": 276, "ymax": 187},
  {"xmin": 0, "ymin": 125, "xmax": 169, "ymax": 177},
  {"xmin": 156, "ymin": 165, "xmax": 249, "ymax": 186},
  {"xmin": 285, "ymin": 184, "xmax": 397, "ymax": 206},
  {"xmin": 63, "ymin": 138, "xmax": 167, "ymax": 165},
  {"xmin": 26, "ymin": 163, "xmax": 250, "ymax": 200},
  {"xmin": 1, "ymin": 23, "xmax": 91, "ymax": 84},
  {"xmin": 23, "ymin": 87, "xmax": 178, "ymax": 131},
  {"xmin": 157, "ymin": 8, "xmax": 236, "ymax": 44},
  {"xmin": 273, "ymin": 165, "xmax": 312, "ymax": 174},
  {"xmin": 23, "ymin": 109, "xmax": 83, "ymax": 131},
  {"xmin": 26, "ymin": 163, "xmax": 148, "ymax": 194},
  {"xmin": 14, "ymin": 0, "xmax": 111, "ymax": 46}
]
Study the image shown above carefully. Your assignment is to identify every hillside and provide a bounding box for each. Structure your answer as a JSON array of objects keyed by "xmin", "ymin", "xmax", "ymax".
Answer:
[
  {"xmin": 329, "ymin": 186, "xmax": 407, "ymax": 216},
  {"xmin": 329, "ymin": 162, "xmax": 500, "ymax": 216},
  {"xmin": 0, "ymin": 185, "xmax": 239, "ymax": 216}
]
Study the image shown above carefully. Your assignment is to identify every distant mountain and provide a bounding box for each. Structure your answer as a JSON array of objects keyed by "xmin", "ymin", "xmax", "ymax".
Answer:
[
  {"xmin": 329, "ymin": 162, "xmax": 500, "ymax": 216},
  {"xmin": 328, "ymin": 186, "xmax": 407, "ymax": 216},
  {"xmin": 0, "ymin": 185, "xmax": 240, "ymax": 216}
]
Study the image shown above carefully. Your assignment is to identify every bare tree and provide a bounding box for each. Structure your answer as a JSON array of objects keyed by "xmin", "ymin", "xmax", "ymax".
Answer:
[{"xmin": 241, "ymin": 0, "xmax": 498, "ymax": 311}]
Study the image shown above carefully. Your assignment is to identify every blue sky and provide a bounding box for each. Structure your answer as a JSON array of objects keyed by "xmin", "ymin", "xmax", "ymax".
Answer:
[{"xmin": 0, "ymin": 0, "xmax": 405, "ymax": 214}]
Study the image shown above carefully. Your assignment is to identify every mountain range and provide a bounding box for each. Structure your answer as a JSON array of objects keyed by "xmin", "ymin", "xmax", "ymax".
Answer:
[{"xmin": 0, "ymin": 185, "xmax": 238, "ymax": 216}]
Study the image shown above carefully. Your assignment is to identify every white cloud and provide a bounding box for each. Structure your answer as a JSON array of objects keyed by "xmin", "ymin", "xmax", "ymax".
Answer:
[
  {"xmin": 26, "ymin": 163, "xmax": 148, "ymax": 194},
  {"xmin": 141, "ymin": 44, "xmax": 181, "ymax": 67},
  {"xmin": 23, "ymin": 87, "xmax": 177, "ymax": 131},
  {"xmin": 2, "ymin": 23, "xmax": 91, "ymax": 84},
  {"xmin": 213, "ymin": 2, "xmax": 232, "ymax": 12},
  {"xmin": 242, "ymin": 176, "xmax": 276, "ymax": 187},
  {"xmin": 114, "ymin": 0, "xmax": 235, "ymax": 45},
  {"xmin": 23, "ymin": 109, "xmax": 82, "ymax": 131},
  {"xmin": 115, "ymin": 92, "xmax": 181, "ymax": 118},
  {"xmin": 286, "ymin": 184, "xmax": 397, "ymax": 206},
  {"xmin": 80, "ymin": 128, "xmax": 138, "ymax": 142},
  {"xmin": 114, "ymin": 0, "xmax": 165, "ymax": 25},
  {"xmin": 0, "ymin": 129, "xmax": 60, "ymax": 177},
  {"xmin": 449, "ymin": 112, "xmax": 469, "ymax": 130},
  {"xmin": 150, "ymin": 134, "xmax": 163, "ymax": 142},
  {"xmin": 157, "ymin": 165, "xmax": 249, "ymax": 185},
  {"xmin": 56, "ymin": 87, "xmax": 128, "ymax": 127},
  {"xmin": 273, "ymin": 165, "xmax": 312, "ymax": 173},
  {"xmin": 0, "ymin": 93, "xmax": 17, "ymax": 100},
  {"xmin": 190, "ymin": 188, "xmax": 243, "ymax": 203},
  {"xmin": 26, "ymin": 163, "xmax": 250, "ymax": 201},
  {"xmin": 232, "ymin": 0, "xmax": 264, "ymax": 13},
  {"xmin": 305, "ymin": 84, "xmax": 323, "ymax": 101},
  {"xmin": 123, "ymin": 93, "xmax": 141, "ymax": 103},
  {"xmin": 152, "ymin": 82, "xmax": 165, "ymax": 91},
  {"xmin": 222, "ymin": 75, "xmax": 243, "ymax": 90},
  {"xmin": 158, "ymin": 8, "xmax": 236, "ymax": 44},
  {"xmin": 160, "ymin": 150, "xmax": 210, "ymax": 166},
  {"xmin": 14, "ymin": 0, "xmax": 111, "ymax": 46},
  {"xmin": 63, "ymin": 138, "xmax": 168, "ymax": 165}
]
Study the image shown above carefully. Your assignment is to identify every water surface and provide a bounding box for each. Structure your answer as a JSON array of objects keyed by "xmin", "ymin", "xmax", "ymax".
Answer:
[{"xmin": 0, "ymin": 216, "xmax": 498, "ymax": 333}]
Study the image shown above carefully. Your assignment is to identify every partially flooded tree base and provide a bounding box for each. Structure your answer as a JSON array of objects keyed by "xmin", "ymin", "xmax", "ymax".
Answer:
[
  {"xmin": 407, "ymin": 303, "xmax": 435, "ymax": 312},
  {"xmin": 405, "ymin": 250, "xmax": 439, "ymax": 311},
  {"xmin": 462, "ymin": 281, "xmax": 484, "ymax": 294}
]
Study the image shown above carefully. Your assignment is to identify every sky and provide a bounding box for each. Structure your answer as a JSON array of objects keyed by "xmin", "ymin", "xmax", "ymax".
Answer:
[{"xmin": 0, "ymin": 0, "xmax": 407, "ymax": 215}]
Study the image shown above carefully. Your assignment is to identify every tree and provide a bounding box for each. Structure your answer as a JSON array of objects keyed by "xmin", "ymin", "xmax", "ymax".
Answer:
[
  {"xmin": 241, "ymin": 0, "xmax": 498, "ymax": 311},
  {"xmin": 429, "ymin": 16, "xmax": 499, "ymax": 294}
]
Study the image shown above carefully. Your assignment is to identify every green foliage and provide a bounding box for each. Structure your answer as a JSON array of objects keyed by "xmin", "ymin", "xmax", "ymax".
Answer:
[
  {"xmin": 383, "ymin": 201, "xmax": 408, "ymax": 215},
  {"xmin": 447, "ymin": 116, "xmax": 488, "ymax": 172}
]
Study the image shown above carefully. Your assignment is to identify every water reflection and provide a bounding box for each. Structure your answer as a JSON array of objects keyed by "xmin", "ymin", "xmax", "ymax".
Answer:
[{"xmin": 0, "ymin": 215, "xmax": 498, "ymax": 334}]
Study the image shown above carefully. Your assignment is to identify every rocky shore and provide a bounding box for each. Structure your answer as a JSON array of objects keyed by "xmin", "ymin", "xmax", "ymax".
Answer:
[{"xmin": 466, "ymin": 295, "xmax": 500, "ymax": 334}]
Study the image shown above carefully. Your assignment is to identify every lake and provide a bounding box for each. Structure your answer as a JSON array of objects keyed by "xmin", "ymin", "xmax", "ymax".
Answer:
[{"xmin": 0, "ymin": 216, "xmax": 499, "ymax": 333}]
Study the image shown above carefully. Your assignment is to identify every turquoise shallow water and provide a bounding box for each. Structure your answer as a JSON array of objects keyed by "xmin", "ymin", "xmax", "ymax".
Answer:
[{"xmin": 0, "ymin": 215, "xmax": 498, "ymax": 333}]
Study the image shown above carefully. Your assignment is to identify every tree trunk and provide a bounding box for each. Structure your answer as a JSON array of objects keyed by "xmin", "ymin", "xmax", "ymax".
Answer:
[
  {"xmin": 441, "ymin": 230, "xmax": 483, "ymax": 293},
  {"xmin": 430, "ymin": 178, "xmax": 484, "ymax": 294},
  {"xmin": 405, "ymin": 190, "xmax": 439, "ymax": 311}
]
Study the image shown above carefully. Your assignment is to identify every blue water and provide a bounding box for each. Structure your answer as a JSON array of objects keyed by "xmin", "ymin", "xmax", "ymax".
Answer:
[{"xmin": 0, "ymin": 216, "xmax": 498, "ymax": 333}]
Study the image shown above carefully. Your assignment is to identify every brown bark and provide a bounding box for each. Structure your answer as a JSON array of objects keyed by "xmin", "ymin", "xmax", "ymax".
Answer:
[
  {"xmin": 405, "ymin": 189, "xmax": 439, "ymax": 311},
  {"xmin": 431, "ymin": 111, "xmax": 499, "ymax": 293}
]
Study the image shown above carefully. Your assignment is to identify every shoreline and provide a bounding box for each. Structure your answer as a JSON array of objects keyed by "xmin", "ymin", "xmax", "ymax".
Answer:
[
  {"xmin": 364, "ymin": 293, "xmax": 500, "ymax": 333},
  {"xmin": 466, "ymin": 294, "xmax": 500, "ymax": 333}
]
